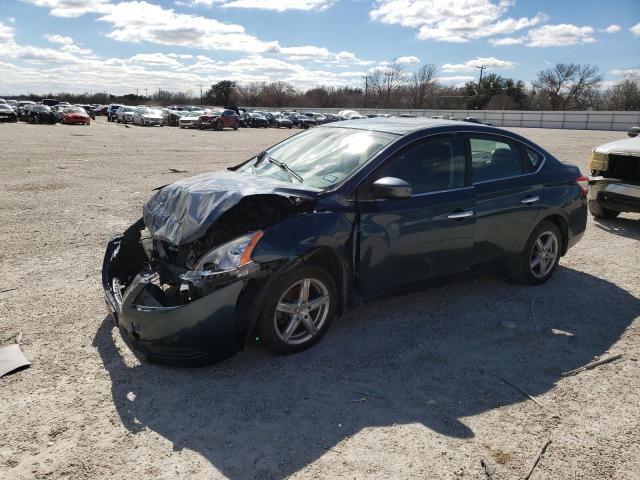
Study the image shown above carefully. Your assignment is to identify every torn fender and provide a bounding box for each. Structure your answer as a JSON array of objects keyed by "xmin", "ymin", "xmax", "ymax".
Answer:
[{"xmin": 143, "ymin": 169, "xmax": 321, "ymax": 246}]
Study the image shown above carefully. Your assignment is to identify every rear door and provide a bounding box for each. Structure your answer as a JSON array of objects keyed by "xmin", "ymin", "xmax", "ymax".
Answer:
[
  {"xmin": 357, "ymin": 134, "xmax": 476, "ymax": 296},
  {"xmin": 222, "ymin": 110, "xmax": 235, "ymax": 127},
  {"xmin": 468, "ymin": 134, "xmax": 546, "ymax": 270}
]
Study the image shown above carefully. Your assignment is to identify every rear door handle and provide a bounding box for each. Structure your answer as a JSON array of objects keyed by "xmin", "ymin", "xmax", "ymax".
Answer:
[
  {"xmin": 447, "ymin": 210, "xmax": 474, "ymax": 220},
  {"xmin": 521, "ymin": 195, "xmax": 540, "ymax": 204}
]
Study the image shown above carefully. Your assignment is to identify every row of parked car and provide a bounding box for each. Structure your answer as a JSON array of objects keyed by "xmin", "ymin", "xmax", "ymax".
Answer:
[
  {"xmin": 0, "ymin": 98, "xmax": 94, "ymax": 125},
  {"xmin": 103, "ymin": 104, "xmax": 371, "ymax": 130},
  {"xmin": 2, "ymin": 97, "xmax": 493, "ymax": 130}
]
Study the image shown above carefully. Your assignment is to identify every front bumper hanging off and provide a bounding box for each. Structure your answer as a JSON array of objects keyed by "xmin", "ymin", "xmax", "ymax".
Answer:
[{"xmin": 101, "ymin": 225, "xmax": 246, "ymax": 366}]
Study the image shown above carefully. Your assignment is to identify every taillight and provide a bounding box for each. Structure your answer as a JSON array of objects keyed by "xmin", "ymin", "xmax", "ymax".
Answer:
[{"xmin": 576, "ymin": 175, "xmax": 589, "ymax": 197}]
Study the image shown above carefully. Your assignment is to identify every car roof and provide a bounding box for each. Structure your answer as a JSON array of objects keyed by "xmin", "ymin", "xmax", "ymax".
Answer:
[{"xmin": 319, "ymin": 117, "xmax": 482, "ymax": 135}]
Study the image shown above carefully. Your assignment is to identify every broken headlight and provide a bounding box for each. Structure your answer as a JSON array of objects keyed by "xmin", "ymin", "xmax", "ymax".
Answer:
[{"xmin": 181, "ymin": 231, "xmax": 263, "ymax": 281}]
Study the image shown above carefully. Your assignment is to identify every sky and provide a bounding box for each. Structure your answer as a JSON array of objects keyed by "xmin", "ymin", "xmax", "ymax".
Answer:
[{"xmin": 0, "ymin": 0, "xmax": 639, "ymax": 96}]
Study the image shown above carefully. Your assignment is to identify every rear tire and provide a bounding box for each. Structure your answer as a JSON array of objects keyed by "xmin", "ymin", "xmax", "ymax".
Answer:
[
  {"xmin": 258, "ymin": 265, "xmax": 336, "ymax": 355},
  {"xmin": 588, "ymin": 200, "xmax": 620, "ymax": 219},
  {"xmin": 509, "ymin": 220, "xmax": 562, "ymax": 285}
]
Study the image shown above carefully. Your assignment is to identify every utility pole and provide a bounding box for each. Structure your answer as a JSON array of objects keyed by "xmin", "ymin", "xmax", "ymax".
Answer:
[
  {"xmin": 144, "ymin": 88, "xmax": 148, "ymax": 99},
  {"xmin": 362, "ymin": 75, "xmax": 368, "ymax": 108},
  {"xmin": 475, "ymin": 65, "xmax": 486, "ymax": 108},
  {"xmin": 196, "ymin": 84, "xmax": 204, "ymax": 105},
  {"xmin": 135, "ymin": 88, "xmax": 139, "ymax": 97}
]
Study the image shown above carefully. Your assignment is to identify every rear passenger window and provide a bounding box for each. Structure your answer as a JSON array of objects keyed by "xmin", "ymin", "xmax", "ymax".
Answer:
[
  {"xmin": 470, "ymin": 137, "xmax": 524, "ymax": 182},
  {"xmin": 376, "ymin": 136, "xmax": 466, "ymax": 194},
  {"xmin": 525, "ymin": 147, "xmax": 544, "ymax": 172}
]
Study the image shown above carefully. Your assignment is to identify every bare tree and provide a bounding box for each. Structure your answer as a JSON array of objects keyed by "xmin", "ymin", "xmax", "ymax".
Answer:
[
  {"xmin": 533, "ymin": 63, "xmax": 602, "ymax": 110},
  {"xmin": 364, "ymin": 59, "xmax": 406, "ymax": 108},
  {"xmin": 605, "ymin": 73, "xmax": 640, "ymax": 110},
  {"xmin": 236, "ymin": 82, "xmax": 262, "ymax": 107},
  {"xmin": 407, "ymin": 64, "xmax": 437, "ymax": 109},
  {"xmin": 562, "ymin": 64, "xmax": 603, "ymax": 109}
]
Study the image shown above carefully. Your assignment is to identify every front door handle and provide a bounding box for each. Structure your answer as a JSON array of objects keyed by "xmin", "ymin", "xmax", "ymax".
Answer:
[
  {"xmin": 521, "ymin": 195, "xmax": 540, "ymax": 204},
  {"xmin": 447, "ymin": 210, "xmax": 474, "ymax": 220}
]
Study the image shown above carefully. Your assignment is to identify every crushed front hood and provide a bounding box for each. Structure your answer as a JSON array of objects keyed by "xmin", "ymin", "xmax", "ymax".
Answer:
[{"xmin": 143, "ymin": 169, "xmax": 320, "ymax": 246}]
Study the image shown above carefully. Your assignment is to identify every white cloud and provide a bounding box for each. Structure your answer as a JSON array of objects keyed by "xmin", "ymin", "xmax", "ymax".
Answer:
[
  {"xmin": 129, "ymin": 52, "xmax": 182, "ymax": 67},
  {"xmin": 0, "ymin": 27, "xmax": 363, "ymax": 94},
  {"xmin": 0, "ymin": 22, "xmax": 14, "ymax": 42},
  {"xmin": 370, "ymin": 0, "xmax": 546, "ymax": 43},
  {"xmin": 436, "ymin": 75, "xmax": 474, "ymax": 86},
  {"xmin": 611, "ymin": 68, "xmax": 640, "ymax": 77},
  {"xmin": 396, "ymin": 55, "xmax": 420, "ymax": 65},
  {"xmin": 441, "ymin": 56, "xmax": 515, "ymax": 73},
  {"xmin": 180, "ymin": 0, "xmax": 336, "ymax": 11},
  {"xmin": 44, "ymin": 33, "xmax": 92, "ymax": 54},
  {"xmin": 280, "ymin": 45, "xmax": 331, "ymax": 58},
  {"xmin": 25, "ymin": 0, "xmax": 347, "ymax": 61},
  {"xmin": 335, "ymin": 51, "xmax": 357, "ymax": 62},
  {"xmin": 527, "ymin": 24, "xmax": 595, "ymax": 47},
  {"xmin": 44, "ymin": 34, "xmax": 74, "ymax": 45},
  {"xmin": 22, "ymin": 0, "xmax": 112, "ymax": 17},
  {"xmin": 631, "ymin": 23, "xmax": 640, "ymax": 36},
  {"xmin": 600, "ymin": 24, "xmax": 620, "ymax": 33},
  {"xmin": 488, "ymin": 36, "xmax": 525, "ymax": 46}
]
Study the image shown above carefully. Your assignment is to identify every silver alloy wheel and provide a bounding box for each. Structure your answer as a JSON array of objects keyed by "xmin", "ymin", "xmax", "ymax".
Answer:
[
  {"xmin": 274, "ymin": 278, "xmax": 331, "ymax": 345},
  {"xmin": 530, "ymin": 230, "xmax": 558, "ymax": 278}
]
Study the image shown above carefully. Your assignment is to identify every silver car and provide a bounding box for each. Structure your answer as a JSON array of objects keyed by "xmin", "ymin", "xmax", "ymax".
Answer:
[
  {"xmin": 132, "ymin": 107, "xmax": 164, "ymax": 127},
  {"xmin": 178, "ymin": 111, "xmax": 202, "ymax": 129},
  {"xmin": 116, "ymin": 106, "xmax": 137, "ymax": 124}
]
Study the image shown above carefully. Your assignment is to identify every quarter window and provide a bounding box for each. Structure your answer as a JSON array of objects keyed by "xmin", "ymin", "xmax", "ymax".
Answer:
[
  {"xmin": 375, "ymin": 136, "xmax": 466, "ymax": 194},
  {"xmin": 470, "ymin": 137, "xmax": 524, "ymax": 182},
  {"xmin": 525, "ymin": 147, "xmax": 544, "ymax": 172}
]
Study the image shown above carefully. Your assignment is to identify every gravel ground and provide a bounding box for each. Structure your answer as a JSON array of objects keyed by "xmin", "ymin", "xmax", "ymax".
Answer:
[{"xmin": 0, "ymin": 119, "xmax": 638, "ymax": 480}]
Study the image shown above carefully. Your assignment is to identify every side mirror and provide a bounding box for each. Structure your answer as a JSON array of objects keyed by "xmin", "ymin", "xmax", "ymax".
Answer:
[
  {"xmin": 628, "ymin": 126, "xmax": 639, "ymax": 138},
  {"xmin": 371, "ymin": 177, "xmax": 412, "ymax": 199}
]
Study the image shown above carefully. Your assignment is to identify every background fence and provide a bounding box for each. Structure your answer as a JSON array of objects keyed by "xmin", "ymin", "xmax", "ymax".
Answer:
[{"xmin": 253, "ymin": 108, "xmax": 640, "ymax": 132}]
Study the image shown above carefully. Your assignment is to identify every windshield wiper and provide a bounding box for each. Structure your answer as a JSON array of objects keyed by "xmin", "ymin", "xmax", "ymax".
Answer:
[
  {"xmin": 251, "ymin": 150, "xmax": 268, "ymax": 173},
  {"xmin": 268, "ymin": 157, "xmax": 303, "ymax": 183}
]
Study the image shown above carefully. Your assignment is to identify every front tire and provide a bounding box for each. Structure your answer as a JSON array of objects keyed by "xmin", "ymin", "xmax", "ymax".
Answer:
[
  {"xmin": 258, "ymin": 265, "xmax": 336, "ymax": 355},
  {"xmin": 509, "ymin": 220, "xmax": 562, "ymax": 285},
  {"xmin": 588, "ymin": 200, "xmax": 620, "ymax": 219}
]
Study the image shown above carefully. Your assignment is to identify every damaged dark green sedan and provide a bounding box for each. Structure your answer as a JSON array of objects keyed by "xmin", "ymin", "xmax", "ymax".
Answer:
[{"xmin": 103, "ymin": 118, "xmax": 587, "ymax": 365}]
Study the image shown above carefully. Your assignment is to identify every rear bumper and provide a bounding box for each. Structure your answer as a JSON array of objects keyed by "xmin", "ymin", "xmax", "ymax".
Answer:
[
  {"xmin": 102, "ymin": 229, "xmax": 246, "ymax": 366},
  {"xmin": 589, "ymin": 178, "xmax": 640, "ymax": 214}
]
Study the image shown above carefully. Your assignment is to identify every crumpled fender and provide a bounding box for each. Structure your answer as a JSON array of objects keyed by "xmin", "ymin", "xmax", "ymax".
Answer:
[{"xmin": 233, "ymin": 210, "xmax": 356, "ymax": 342}]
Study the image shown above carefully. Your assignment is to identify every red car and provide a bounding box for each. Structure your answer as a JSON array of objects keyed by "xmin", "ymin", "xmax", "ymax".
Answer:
[
  {"xmin": 198, "ymin": 108, "xmax": 240, "ymax": 131},
  {"xmin": 61, "ymin": 107, "xmax": 90, "ymax": 125}
]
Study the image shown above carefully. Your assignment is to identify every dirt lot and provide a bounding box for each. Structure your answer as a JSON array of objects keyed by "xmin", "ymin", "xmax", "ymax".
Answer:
[{"xmin": 1, "ymin": 118, "xmax": 639, "ymax": 480}]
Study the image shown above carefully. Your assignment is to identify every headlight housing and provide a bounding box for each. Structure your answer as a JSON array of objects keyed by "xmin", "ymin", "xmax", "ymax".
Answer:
[
  {"xmin": 181, "ymin": 231, "xmax": 263, "ymax": 281},
  {"xmin": 589, "ymin": 151, "xmax": 608, "ymax": 171}
]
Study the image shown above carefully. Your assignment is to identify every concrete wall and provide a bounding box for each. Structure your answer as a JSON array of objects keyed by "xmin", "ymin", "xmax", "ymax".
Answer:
[{"xmin": 253, "ymin": 108, "xmax": 640, "ymax": 132}]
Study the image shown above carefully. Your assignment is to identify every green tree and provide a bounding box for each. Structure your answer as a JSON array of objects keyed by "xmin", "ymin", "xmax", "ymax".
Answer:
[
  {"xmin": 204, "ymin": 81, "xmax": 236, "ymax": 106},
  {"xmin": 464, "ymin": 74, "xmax": 527, "ymax": 110}
]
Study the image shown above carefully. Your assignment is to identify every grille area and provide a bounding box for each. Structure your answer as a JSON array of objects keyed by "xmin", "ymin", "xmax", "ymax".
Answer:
[{"xmin": 608, "ymin": 154, "xmax": 640, "ymax": 183}]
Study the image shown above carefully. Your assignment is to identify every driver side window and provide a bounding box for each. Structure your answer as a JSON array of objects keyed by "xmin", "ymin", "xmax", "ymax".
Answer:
[{"xmin": 375, "ymin": 136, "xmax": 466, "ymax": 195}]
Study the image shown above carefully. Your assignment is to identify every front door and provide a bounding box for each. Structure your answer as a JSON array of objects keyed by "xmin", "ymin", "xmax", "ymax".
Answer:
[{"xmin": 357, "ymin": 135, "xmax": 476, "ymax": 296}]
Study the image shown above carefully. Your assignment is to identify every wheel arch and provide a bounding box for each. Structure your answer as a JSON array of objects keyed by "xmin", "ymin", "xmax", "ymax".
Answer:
[
  {"xmin": 300, "ymin": 247, "xmax": 348, "ymax": 316},
  {"xmin": 537, "ymin": 213, "xmax": 569, "ymax": 256},
  {"xmin": 235, "ymin": 246, "xmax": 350, "ymax": 348}
]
